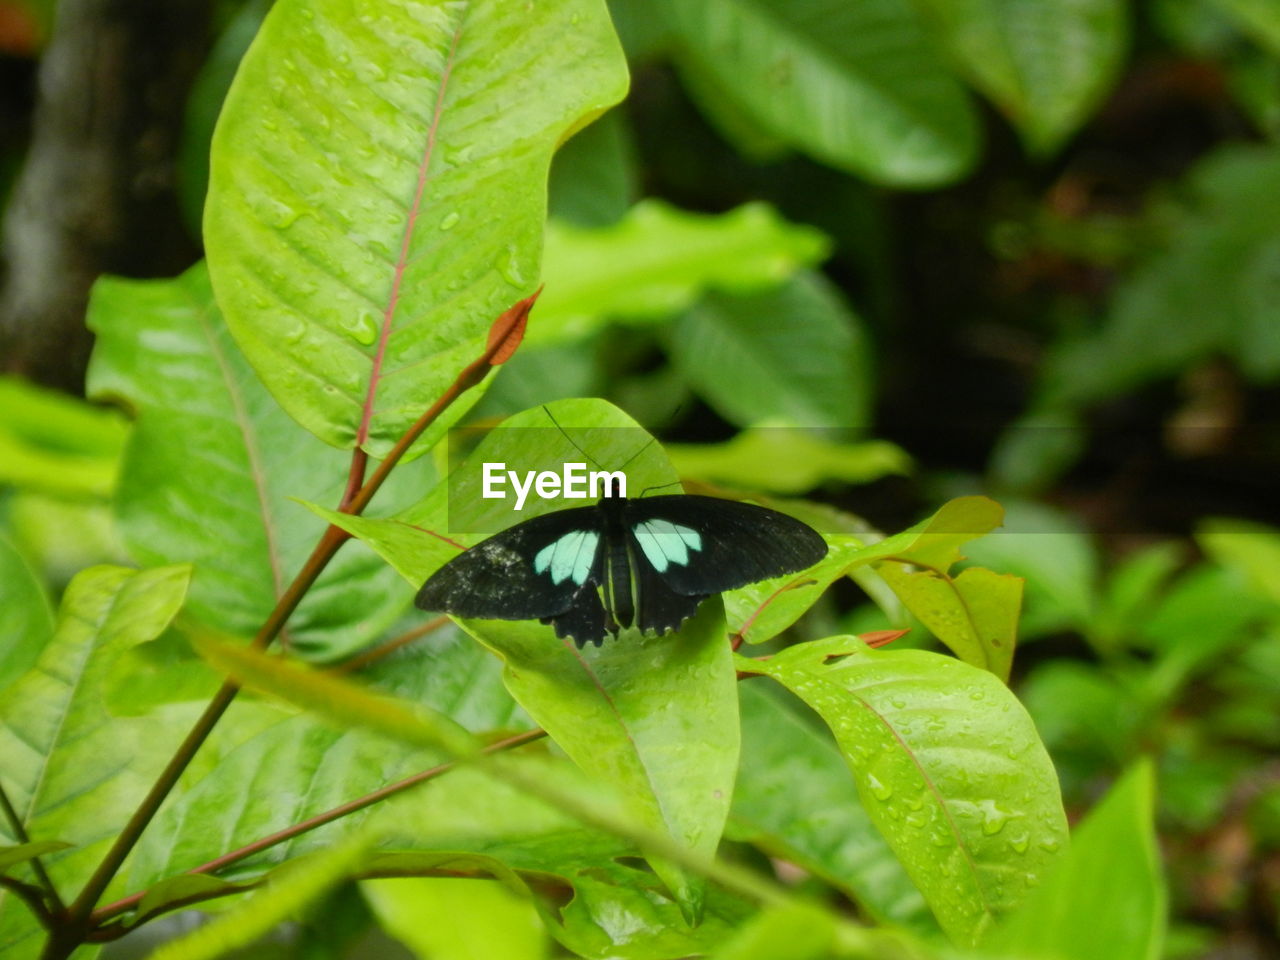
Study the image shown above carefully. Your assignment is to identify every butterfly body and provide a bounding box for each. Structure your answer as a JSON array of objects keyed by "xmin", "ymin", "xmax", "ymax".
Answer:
[{"xmin": 416, "ymin": 492, "xmax": 827, "ymax": 647}]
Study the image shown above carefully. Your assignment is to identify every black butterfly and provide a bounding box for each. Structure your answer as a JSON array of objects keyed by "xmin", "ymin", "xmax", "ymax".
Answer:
[{"xmin": 415, "ymin": 491, "xmax": 828, "ymax": 647}]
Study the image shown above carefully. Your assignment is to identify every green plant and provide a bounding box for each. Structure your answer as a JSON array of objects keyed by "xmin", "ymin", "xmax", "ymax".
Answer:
[{"xmin": 17, "ymin": 0, "xmax": 1280, "ymax": 957}]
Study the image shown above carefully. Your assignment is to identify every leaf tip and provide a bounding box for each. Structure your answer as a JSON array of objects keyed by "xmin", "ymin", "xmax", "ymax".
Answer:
[{"xmin": 486, "ymin": 286, "xmax": 542, "ymax": 366}]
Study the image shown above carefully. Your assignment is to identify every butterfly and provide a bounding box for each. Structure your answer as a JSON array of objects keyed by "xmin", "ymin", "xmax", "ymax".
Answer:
[{"xmin": 415, "ymin": 489, "xmax": 828, "ymax": 647}]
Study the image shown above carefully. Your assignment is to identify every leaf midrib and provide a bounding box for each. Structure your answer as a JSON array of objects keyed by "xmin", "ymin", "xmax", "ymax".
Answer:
[
  {"xmin": 356, "ymin": 7, "xmax": 469, "ymax": 449},
  {"xmin": 812, "ymin": 667, "xmax": 996, "ymax": 927}
]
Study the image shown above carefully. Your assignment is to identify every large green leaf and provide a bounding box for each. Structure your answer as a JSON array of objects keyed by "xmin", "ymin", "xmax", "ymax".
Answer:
[
  {"xmin": 0, "ymin": 534, "xmax": 53, "ymax": 692},
  {"xmin": 990, "ymin": 762, "xmax": 1166, "ymax": 960},
  {"xmin": 463, "ymin": 599, "xmax": 738, "ymax": 921},
  {"xmin": 534, "ymin": 201, "xmax": 830, "ymax": 345},
  {"xmin": 670, "ymin": 272, "xmax": 872, "ymax": 430},
  {"xmin": 0, "ymin": 565, "xmax": 191, "ymax": 958},
  {"xmin": 730, "ymin": 684, "xmax": 933, "ymax": 933},
  {"xmin": 204, "ymin": 0, "xmax": 628, "ymax": 457},
  {"xmin": 310, "ymin": 400, "xmax": 740, "ymax": 918},
  {"xmin": 661, "ymin": 0, "xmax": 979, "ymax": 186},
  {"xmin": 914, "ymin": 0, "xmax": 1126, "ymax": 153},
  {"xmin": 740, "ymin": 637, "xmax": 1068, "ymax": 946},
  {"xmin": 86, "ymin": 264, "xmax": 417, "ymax": 660}
]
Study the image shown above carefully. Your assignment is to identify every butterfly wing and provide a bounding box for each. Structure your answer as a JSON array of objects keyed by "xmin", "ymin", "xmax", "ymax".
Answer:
[
  {"xmin": 415, "ymin": 506, "xmax": 605, "ymax": 623},
  {"xmin": 624, "ymin": 495, "xmax": 827, "ymax": 598}
]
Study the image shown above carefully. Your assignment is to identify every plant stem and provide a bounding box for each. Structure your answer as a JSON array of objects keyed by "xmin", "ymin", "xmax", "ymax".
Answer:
[
  {"xmin": 0, "ymin": 781, "xmax": 64, "ymax": 915},
  {"xmin": 89, "ymin": 729, "xmax": 547, "ymax": 926}
]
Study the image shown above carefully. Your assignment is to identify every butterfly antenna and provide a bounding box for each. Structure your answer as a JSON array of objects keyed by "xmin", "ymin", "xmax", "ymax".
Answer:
[
  {"xmin": 542, "ymin": 405, "xmax": 658, "ymax": 474},
  {"xmin": 542, "ymin": 405, "xmax": 605, "ymax": 471},
  {"xmin": 637, "ymin": 478, "xmax": 684, "ymax": 498}
]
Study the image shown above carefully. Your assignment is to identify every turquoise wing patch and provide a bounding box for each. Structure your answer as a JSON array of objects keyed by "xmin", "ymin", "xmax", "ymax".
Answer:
[
  {"xmin": 632, "ymin": 519, "xmax": 702, "ymax": 572},
  {"xmin": 534, "ymin": 530, "xmax": 600, "ymax": 585}
]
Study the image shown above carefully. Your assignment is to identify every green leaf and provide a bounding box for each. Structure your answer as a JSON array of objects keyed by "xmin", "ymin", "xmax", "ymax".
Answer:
[
  {"xmin": 548, "ymin": 109, "xmax": 636, "ymax": 228},
  {"xmin": 147, "ymin": 834, "xmax": 372, "ymax": 960},
  {"xmin": 86, "ymin": 263, "xmax": 418, "ymax": 659},
  {"xmin": 670, "ymin": 272, "xmax": 872, "ymax": 430},
  {"xmin": 725, "ymin": 496, "xmax": 1004, "ymax": 645},
  {"xmin": 0, "ymin": 535, "xmax": 54, "ymax": 691},
  {"xmin": 534, "ymin": 201, "xmax": 830, "ymax": 345},
  {"xmin": 1209, "ymin": 0, "xmax": 1280, "ymax": 55},
  {"xmin": 363, "ymin": 876, "xmax": 548, "ymax": 960},
  {"xmin": 914, "ymin": 0, "xmax": 1126, "ymax": 154},
  {"xmin": 730, "ymin": 684, "xmax": 933, "ymax": 933},
  {"xmin": 990, "ymin": 762, "xmax": 1166, "ymax": 960},
  {"xmin": 0, "ymin": 376, "xmax": 125, "ymax": 500},
  {"xmin": 661, "ymin": 0, "xmax": 979, "ymax": 186},
  {"xmin": 204, "ymin": 0, "xmax": 629, "ymax": 457},
  {"xmin": 0, "ymin": 842, "xmax": 70, "ymax": 875},
  {"xmin": 0, "ymin": 565, "xmax": 191, "ymax": 957},
  {"xmin": 668, "ymin": 431, "xmax": 910, "ymax": 494},
  {"xmin": 463, "ymin": 598, "xmax": 738, "ymax": 921},
  {"xmin": 877, "ymin": 565, "xmax": 1021, "ymax": 681},
  {"xmin": 740, "ymin": 637, "xmax": 1068, "ymax": 946}
]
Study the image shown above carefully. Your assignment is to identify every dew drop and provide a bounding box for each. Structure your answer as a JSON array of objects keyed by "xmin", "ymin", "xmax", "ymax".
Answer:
[
  {"xmin": 439, "ymin": 211, "xmax": 461, "ymax": 231},
  {"xmin": 343, "ymin": 310, "xmax": 380, "ymax": 345},
  {"xmin": 866, "ymin": 774, "xmax": 893, "ymax": 802},
  {"xmin": 271, "ymin": 202, "xmax": 301, "ymax": 229},
  {"xmin": 1008, "ymin": 835, "xmax": 1030, "ymax": 854},
  {"xmin": 979, "ymin": 800, "xmax": 1008, "ymax": 836},
  {"xmin": 497, "ymin": 245, "xmax": 526, "ymax": 286}
]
